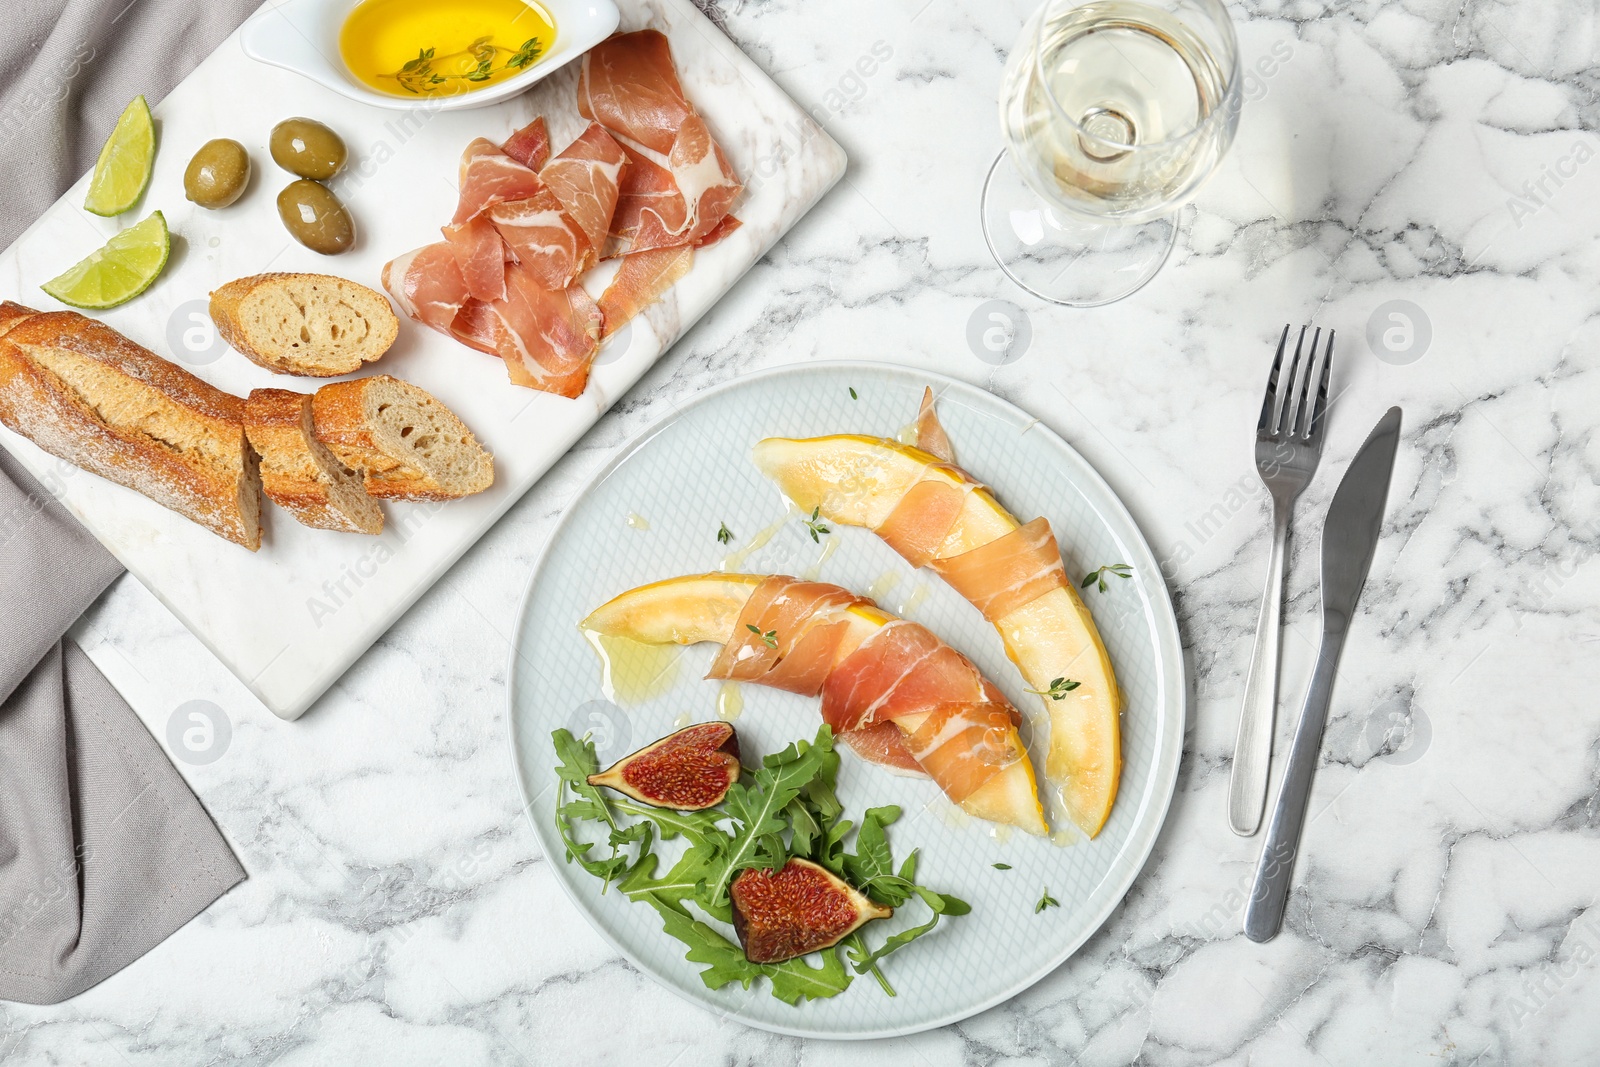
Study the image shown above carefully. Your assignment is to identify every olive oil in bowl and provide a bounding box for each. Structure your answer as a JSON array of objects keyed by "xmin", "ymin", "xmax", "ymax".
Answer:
[{"xmin": 339, "ymin": 0, "xmax": 557, "ymax": 98}]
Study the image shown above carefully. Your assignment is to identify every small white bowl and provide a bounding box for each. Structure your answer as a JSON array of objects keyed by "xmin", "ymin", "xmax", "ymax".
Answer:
[{"xmin": 241, "ymin": 0, "xmax": 620, "ymax": 111}]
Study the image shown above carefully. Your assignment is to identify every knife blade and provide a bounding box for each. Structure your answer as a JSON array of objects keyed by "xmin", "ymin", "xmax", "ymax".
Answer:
[
  {"xmin": 1244, "ymin": 406, "xmax": 1403, "ymax": 942},
  {"xmin": 1319, "ymin": 406, "xmax": 1403, "ymax": 636}
]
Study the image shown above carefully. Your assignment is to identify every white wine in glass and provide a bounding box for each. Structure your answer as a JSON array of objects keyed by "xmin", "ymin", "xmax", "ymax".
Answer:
[{"xmin": 982, "ymin": 0, "xmax": 1241, "ymax": 306}]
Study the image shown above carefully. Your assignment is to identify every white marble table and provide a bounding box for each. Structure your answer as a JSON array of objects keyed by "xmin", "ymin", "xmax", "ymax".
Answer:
[{"xmin": 10, "ymin": 0, "xmax": 1600, "ymax": 1062}]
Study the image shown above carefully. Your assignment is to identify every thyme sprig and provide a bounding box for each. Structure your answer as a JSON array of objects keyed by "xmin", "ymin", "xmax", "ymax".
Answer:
[
  {"xmin": 390, "ymin": 35, "xmax": 544, "ymax": 95},
  {"xmin": 1027, "ymin": 677, "xmax": 1081, "ymax": 701}
]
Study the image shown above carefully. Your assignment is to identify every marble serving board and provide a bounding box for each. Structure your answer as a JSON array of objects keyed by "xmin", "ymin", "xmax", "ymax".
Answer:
[{"xmin": 0, "ymin": 0, "xmax": 845, "ymax": 719}]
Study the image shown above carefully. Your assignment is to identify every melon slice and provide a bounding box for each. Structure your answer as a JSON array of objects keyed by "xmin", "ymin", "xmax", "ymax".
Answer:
[
  {"xmin": 582, "ymin": 574, "xmax": 1048, "ymax": 835},
  {"xmin": 751, "ymin": 435, "xmax": 1122, "ymax": 838}
]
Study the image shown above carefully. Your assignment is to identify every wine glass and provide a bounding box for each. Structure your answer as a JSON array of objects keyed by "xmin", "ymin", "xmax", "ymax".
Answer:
[{"xmin": 981, "ymin": 0, "xmax": 1241, "ymax": 307}]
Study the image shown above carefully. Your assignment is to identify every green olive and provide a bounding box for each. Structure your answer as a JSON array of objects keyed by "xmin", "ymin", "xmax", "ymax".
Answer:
[
  {"xmin": 269, "ymin": 118, "xmax": 347, "ymax": 180},
  {"xmin": 184, "ymin": 139, "xmax": 251, "ymax": 208},
  {"xmin": 277, "ymin": 180, "xmax": 355, "ymax": 255}
]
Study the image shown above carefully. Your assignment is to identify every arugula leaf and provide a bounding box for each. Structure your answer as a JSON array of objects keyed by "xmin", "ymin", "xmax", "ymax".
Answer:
[
  {"xmin": 784, "ymin": 796, "xmax": 824, "ymax": 860},
  {"xmin": 805, "ymin": 745, "xmax": 843, "ymax": 821},
  {"xmin": 551, "ymin": 726, "xmax": 601, "ymax": 792},
  {"xmin": 790, "ymin": 743, "xmax": 846, "ymax": 866},
  {"xmin": 848, "ymin": 910, "xmax": 941, "ymax": 975},
  {"xmin": 909, "ymin": 883, "xmax": 971, "ymax": 916},
  {"xmin": 765, "ymin": 946, "xmax": 854, "ymax": 1005},
  {"xmin": 844, "ymin": 806, "xmax": 910, "ymax": 907},
  {"xmin": 843, "ymin": 865, "xmax": 970, "ymax": 977},
  {"xmin": 621, "ymin": 844, "xmax": 732, "ymax": 921},
  {"xmin": 552, "ymin": 729, "xmax": 648, "ymax": 889},
  {"xmin": 817, "ymin": 817, "xmax": 855, "ymax": 876},
  {"xmin": 636, "ymin": 894, "xmax": 852, "ymax": 1004},
  {"xmin": 612, "ymin": 798, "xmax": 726, "ymax": 850},
  {"xmin": 553, "ymin": 722, "xmax": 969, "ymax": 1006},
  {"xmin": 707, "ymin": 727, "xmax": 835, "ymax": 906}
]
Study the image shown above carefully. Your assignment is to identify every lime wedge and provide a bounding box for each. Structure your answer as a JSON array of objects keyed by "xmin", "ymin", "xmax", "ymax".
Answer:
[
  {"xmin": 84, "ymin": 95, "xmax": 155, "ymax": 217},
  {"xmin": 42, "ymin": 212, "xmax": 170, "ymax": 309}
]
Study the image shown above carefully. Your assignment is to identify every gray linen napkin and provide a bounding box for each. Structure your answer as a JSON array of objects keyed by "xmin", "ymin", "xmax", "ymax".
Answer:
[
  {"xmin": 0, "ymin": 0, "xmax": 260, "ymax": 1004},
  {"xmin": 0, "ymin": 452, "xmax": 246, "ymax": 1005},
  {"xmin": 0, "ymin": 452, "xmax": 247, "ymax": 1004}
]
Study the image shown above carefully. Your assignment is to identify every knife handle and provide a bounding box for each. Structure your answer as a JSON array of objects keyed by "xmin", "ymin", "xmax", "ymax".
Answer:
[
  {"xmin": 1228, "ymin": 502, "xmax": 1291, "ymax": 835},
  {"xmin": 1243, "ymin": 623, "xmax": 1348, "ymax": 942}
]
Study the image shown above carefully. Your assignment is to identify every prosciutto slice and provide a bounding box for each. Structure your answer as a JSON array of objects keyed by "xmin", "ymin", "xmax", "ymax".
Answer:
[
  {"xmin": 596, "ymin": 244, "xmax": 693, "ymax": 339},
  {"xmin": 452, "ymin": 139, "xmax": 544, "ymax": 225},
  {"xmin": 694, "ymin": 214, "xmax": 742, "ymax": 249},
  {"xmin": 383, "ymin": 249, "xmax": 602, "ymax": 396},
  {"xmin": 877, "ymin": 476, "xmax": 967, "ymax": 568},
  {"xmin": 881, "ymin": 393, "xmax": 1071, "ymax": 621},
  {"xmin": 501, "ymin": 116, "xmax": 551, "ymax": 170},
  {"xmin": 540, "ymin": 122, "xmax": 628, "ymax": 255},
  {"xmin": 440, "ymin": 213, "xmax": 508, "ymax": 303},
  {"xmin": 900, "ymin": 701, "xmax": 1024, "ymax": 802},
  {"xmin": 706, "ymin": 577, "xmax": 867, "ymax": 686},
  {"xmin": 578, "ymin": 30, "xmax": 741, "ymax": 254},
  {"xmin": 386, "ymin": 38, "xmax": 735, "ymax": 399},
  {"xmin": 485, "ymin": 263, "xmax": 603, "ymax": 398},
  {"xmin": 932, "ymin": 518, "xmax": 1069, "ymax": 623},
  {"xmin": 576, "ymin": 29, "xmax": 690, "ymax": 153},
  {"xmin": 837, "ymin": 720, "xmax": 926, "ymax": 776},
  {"xmin": 711, "ymin": 577, "xmax": 1028, "ymax": 805},
  {"xmin": 601, "ymin": 116, "xmax": 740, "ymax": 253},
  {"xmin": 448, "ymin": 298, "xmax": 501, "ymax": 356},
  {"xmin": 822, "ymin": 620, "xmax": 1025, "ymax": 803},
  {"xmin": 913, "ymin": 387, "xmax": 955, "ymax": 463},
  {"xmin": 382, "ymin": 243, "xmax": 470, "ymax": 335},
  {"xmin": 489, "ymin": 190, "xmax": 590, "ymax": 290},
  {"xmin": 821, "ymin": 620, "xmax": 1004, "ymax": 733}
]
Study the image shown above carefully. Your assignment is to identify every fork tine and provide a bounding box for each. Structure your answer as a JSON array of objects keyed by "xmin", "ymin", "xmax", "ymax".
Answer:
[
  {"xmin": 1290, "ymin": 327, "xmax": 1321, "ymax": 437},
  {"xmin": 1307, "ymin": 328, "xmax": 1334, "ymax": 441},
  {"xmin": 1256, "ymin": 325, "xmax": 1290, "ymax": 434},
  {"xmin": 1275, "ymin": 326, "xmax": 1309, "ymax": 435}
]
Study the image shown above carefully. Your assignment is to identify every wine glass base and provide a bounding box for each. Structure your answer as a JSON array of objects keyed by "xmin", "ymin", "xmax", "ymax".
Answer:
[{"xmin": 980, "ymin": 150, "xmax": 1177, "ymax": 308}]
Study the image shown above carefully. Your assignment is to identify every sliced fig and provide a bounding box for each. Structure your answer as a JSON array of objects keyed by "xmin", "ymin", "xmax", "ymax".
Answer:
[
  {"xmin": 586, "ymin": 721, "xmax": 741, "ymax": 810},
  {"xmin": 730, "ymin": 858, "xmax": 892, "ymax": 963}
]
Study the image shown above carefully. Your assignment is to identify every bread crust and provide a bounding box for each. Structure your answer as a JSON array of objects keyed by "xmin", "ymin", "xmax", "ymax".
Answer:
[
  {"xmin": 311, "ymin": 376, "xmax": 493, "ymax": 501},
  {"xmin": 245, "ymin": 388, "xmax": 382, "ymax": 534},
  {"xmin": 309, "ymin": 376, "xmax": 405, "ymax": 474},
  {"xmin": 210, "ymin": 273, "xmax": 398, "ymax": 377},
  {"xmin": 0, "ymin": 301, "xmax": 261, "ymax": 549}
]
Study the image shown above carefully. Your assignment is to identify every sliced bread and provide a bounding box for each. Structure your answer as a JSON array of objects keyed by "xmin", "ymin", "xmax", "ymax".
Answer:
[
  {"xmin": 244, "ymin": 388, "xmax": 383, "ymax": 535},
  {"xmin": 210, "ymin": 273, "xmax": 398, "ymax": 377},
  {"xmin": 0, "ymin": 302, "xmax": 262, "ymax": 549},
  {"xmin": 311, "ymin": 375, "xmax": 493, "ymax": 501}
]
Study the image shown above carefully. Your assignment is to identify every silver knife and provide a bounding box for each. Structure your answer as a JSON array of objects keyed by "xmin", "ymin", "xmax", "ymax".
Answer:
[{"xmin": 1244, "ymin": 406, "xmax": 1403, "ymax": 942}]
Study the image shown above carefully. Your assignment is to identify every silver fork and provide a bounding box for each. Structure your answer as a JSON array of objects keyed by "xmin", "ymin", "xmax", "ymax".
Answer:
[{"xmin": 1228, "ymin": 325, "xmax": 1334, "ymax": 836}]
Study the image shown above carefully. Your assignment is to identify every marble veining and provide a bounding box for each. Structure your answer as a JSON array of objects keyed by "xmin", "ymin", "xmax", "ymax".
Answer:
[{"xmin": 4, "ymin": 0, "xmax": 1599, "ymax": 1062}]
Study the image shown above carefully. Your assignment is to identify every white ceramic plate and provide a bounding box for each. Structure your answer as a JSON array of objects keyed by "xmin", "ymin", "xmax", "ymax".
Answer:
[{"xmin": 507, "ymin": 362, "xmax": 1185, "ymax": 1038}]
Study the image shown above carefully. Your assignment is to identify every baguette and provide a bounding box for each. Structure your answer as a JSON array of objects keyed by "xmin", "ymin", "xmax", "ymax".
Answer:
[
  {"xmin": 245, "ymin": 388, "xmax": 383, "ymax": 535},
  {"xmin": 0, "ymin": 301, "xmax": 262, "ymax": 549},
  {"xmin": 311, "ymin": 375, "xmax": 493, "ymax": 501},
  {"xmin": 210, "ymin": 273, "xmax": 398, "ymax": 377}
]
